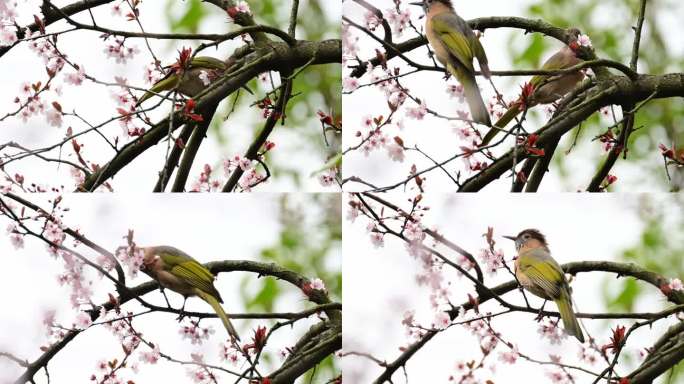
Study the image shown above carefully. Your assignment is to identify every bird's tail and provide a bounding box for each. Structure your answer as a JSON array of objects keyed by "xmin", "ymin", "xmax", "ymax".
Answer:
[
  {"xmin": 194, "ymin": 288, "xmax": 241, "ymax": 341},
  {"xmin": 448, "ymin": 63, "xmax": 491, "ymax": 127},
  {"xmin": 555, "ymin": 291, "xmax": 584, "ymax": 343},
  {"xmin": 481, "ymin": 104, "xmax": 522, "ymax": 146}
]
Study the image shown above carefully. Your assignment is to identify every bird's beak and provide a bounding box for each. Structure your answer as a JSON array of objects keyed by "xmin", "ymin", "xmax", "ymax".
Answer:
[
  {"xmin": 409, "ymin": 2, "xmax": 424, "ymax": 6},
  {"xmin": 502, "ymin": 235, "xmax": 517, "ymax": 241}
]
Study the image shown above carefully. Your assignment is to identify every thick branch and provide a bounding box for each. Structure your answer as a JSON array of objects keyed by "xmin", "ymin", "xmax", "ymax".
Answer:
[
  {"xmin": 76, "ymin": 38, "xmax": 340, "ymax": 192},
  {"xmin": 459, "ymin": 73, "xmax": 684, "ymax": 192}
]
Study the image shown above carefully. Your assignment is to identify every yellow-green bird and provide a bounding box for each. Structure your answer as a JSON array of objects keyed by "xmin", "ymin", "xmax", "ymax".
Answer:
[
  {"xmin": 411, "ymin": 0, "xmax": 492, "ymax": 126},
  {"xmin": 141, "ymin": 246, "xmax": 240, "ymax": 341},
  {"xmin": 503, "ymin": 229, "xmax": 584, "ymax": 343},
  {"xmin": 136, "ymin": 55, "xmax": 231, "ymax": 106},
  {"xmin": 481, "ymin": 29, "xmax": 584, "ymax": 145}
]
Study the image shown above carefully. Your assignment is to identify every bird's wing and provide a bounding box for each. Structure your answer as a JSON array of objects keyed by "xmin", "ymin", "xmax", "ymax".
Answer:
[
  {"xmin": 170, "ymin": 260, "xmax": 223, "ymax": 301},
  {"xmin": 468, "ymin": 32, "xmax": 488, "ymax": 72},
  {"xmin": 155, "ymin": 248, "xmax": 222, "ymax": 301},
  {"xmin": 190, "ymin": 56, "xmax": 227, "ymax": 70},
  {"xmin": 530, "ymin": 47, "xmax": 577, "ymax": 88},
  {"xmin": 136, "ymin": 74, "xmax": 180, "ymax": 105},
  {"xmin": 518, "ymin": 249, "xmax": 564, "ymax": 299},
  {"xmin": 431, "ymin": 13, "xmax": 474, "ymax": 72}
]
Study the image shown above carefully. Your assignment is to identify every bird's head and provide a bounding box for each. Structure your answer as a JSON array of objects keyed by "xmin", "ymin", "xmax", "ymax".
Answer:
[
  {"xmin": 503, "ymin": 229, "xmax": 548, "ymax": 251},
  {"xmin": 140, "ymin": 247, "xmax": 161, "ymax": 275},
  {"xmin": 410, "ymin": 0, "xmax": 454, "ymax": 13},
  {"xmin": 566, "ymin": 28, "xmax": 583, "ymax": 53}
]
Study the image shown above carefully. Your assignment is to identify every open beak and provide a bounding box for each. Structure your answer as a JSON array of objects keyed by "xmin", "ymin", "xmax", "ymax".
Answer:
[{"xmin": 502, "ymin": 235, "xmax": 517, "ymax": 241}]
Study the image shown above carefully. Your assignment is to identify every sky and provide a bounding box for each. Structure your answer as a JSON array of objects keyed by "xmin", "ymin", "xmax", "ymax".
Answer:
[
  {"xmin": 342, "ymin": 0, "xmax": 684, "ymax": 193},
  {"xmin": 0, "ymin": 0, "xmax": 342, "ymax": 192},
  {"xmin": 0, "ymin": 193, "xmax": 342, "ymax": 383},
  {"xmin": 342, "ymin": 193, "xmax": 683, "ymax": 383}
]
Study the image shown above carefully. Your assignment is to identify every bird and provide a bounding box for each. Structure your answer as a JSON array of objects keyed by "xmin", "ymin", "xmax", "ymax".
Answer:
[
  {"xmin": 480, "ymin": 28, "xmax": 585, "ymax": 146},
  {"xmin": 136, "ymin": 51, "xmax": 252, "ymax": 106},
  {"xmin": 411, "ymin": 0, "xmax": 492, "ymax": 126},
  {"xmin": 503, "ymin": 229, "xmax": 585, "ymax": 343},
  {"xmin": 140, "ymin": 245, "xmax": 241, "ymax": 341}
]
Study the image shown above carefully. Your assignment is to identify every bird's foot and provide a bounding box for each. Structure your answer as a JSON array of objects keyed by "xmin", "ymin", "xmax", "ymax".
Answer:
[
  {"xmin": 535, "ymin": 301, "xmax": 548, "ymax": 322},
  {"xmin": 176, "ymin": 311, "xmax": 187, "ymax": 322}
]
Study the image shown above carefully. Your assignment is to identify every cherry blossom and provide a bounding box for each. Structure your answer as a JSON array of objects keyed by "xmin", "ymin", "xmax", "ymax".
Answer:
[
  {"xmin": 433, "ymin": 311, "xmax": 450, "ymax": 330},
  {"xmin": 384, "ymin": 7, "xmax": 411, "ymax": 36},
  {"xmin": 578, "ymin": 34, "xmax": 593, "ymax": 48},
  {"xmin": 538, "ymin": 319, "xmax": 568, "ymax": 345},
  {"xmin": 498, "ymin": 346, "xmax": 519, "ymax": 364},
  {"xmin": 310, "ymin": 277, "xmax": 326, "ymax": 291},
  {"xmin": 139, "ymin": 345, "xmax": 160, "ymax": 364},
  {"xmin": 45, "ymin": 107, "xmax": 63, "ymax": 128},
  {"xmin": 65, "ymin": 65, "xmax": 86, "ymax": 86},
  {"xmin": 75, "ymin": 312, "xmax": 93, "ymax": 329},
  {"xmin": 369, "ymin": 231, "xmax": 384, "ymax": 248},
  {"xmin": 405, "ymin": 100, "xmax": 427, "ymax": 120},
  {"xmin": 386, "ymin": 142, "xmax": 405, "ymax": 162},
  {"xmin": 318, "ymin": 168, "xmax": 338, "ymax": 186}
]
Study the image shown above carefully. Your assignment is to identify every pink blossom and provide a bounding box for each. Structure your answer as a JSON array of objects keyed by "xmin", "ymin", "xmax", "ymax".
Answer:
[
  {"xmin": 386, "ymin": 142, "xmax": 405, "ymax": 162},
  {"xmin": 478, "ymin": 248, "xmax": 504, "ymax": 275},
  {"xmin": 433, "ymin": 311, "xmax": 450, "ymax": 330},
  {"xmin": 75, "ymin": 312, "xmax": 92, "ymax": 329},
  {"xmin": 546, "ymin": 369, "xmax": 573, "ymax": 383},
  {"xmin": 404, "ymin": 221, "xmax": 424, "ymax": 243},
  {"xmin": 310, "ymin": 278, "xmax": 326, "ymax": 291},
  {"xmin": 10, "ymin": 233, "xmax": 24, "ymax": 249},
  {"xmin": 370, "ymin": 232, "xmax": 384, "ymax": 248},
  {"xmin": 115, "ymin": 244, "xmax": 145, "ymax": 278},
  {"xmin": 233, "ymin": 155, "xmax": 252, "ymax": 171},
  {"xmin": 238, "ymin": 169, "xmax": 265, "ymax": 191},
  {"xmin": 103, "ymin": 38, "xmax": 140, "ymax": 64},
  {"xmin": 318, "ymin": 169, "xmax": 337, "ymax": 187},
  {"xmin": 406, "ymin": 101, "xmax": 427, "ymax": 120},
  {"xmin": 139, "ymin": 345, "xmax": 160, "ymax": 364},
  {"xmin": 578, "ymin": 34, "xmax": 592, "ymax": 48},
  {"xmin": 385, "ymin": 8, "xmax": 411, "ymax": 36},
  {"xmin": 46, "ymin": 108, "xmax": 63, "ymax": 128},
  {"xmin": 111, "ymin": 4, "xmax": 122, "ymax": 16},
  {"xmin": 235, "ymin": 1, "xmax": 251, "ymax": 14},
  {"xmin": 538, "ymin": 320, "xmax": 567, "ymax": 345},
  {"xmin": 364, "ymin": 10, "xmax": 381, "ymax": 30},
  {"xmin": 669, "ymin": 278, "xmax": 683, "ymax": 291},
  {"xmin": 179, "ymin": 321, "xmax": 215, "ymax": 345},
  {"xmin": 346, "ymin": 201, "xmax": 360, "ymax": 222},
  {"xmin": 0, "ymin": 26, "xmax": 17, "ymax": 46},
  {"xmin": 64, "ymin": 66, "xmax": 86, "ymax": 86},
  {"xmin": 343, "ymin": 77, "xmax": 360, "ymax": 92},
  {"xmin": 402, "ymin": 310, "xmax": 415, "ymax": 327},
  {"xmin": 498, "ymin": 347, "xmax": 519, "ymax": 364},
  {"xmin": 447, "ymin": 83, "xmax": 465, "ymax": 103}
]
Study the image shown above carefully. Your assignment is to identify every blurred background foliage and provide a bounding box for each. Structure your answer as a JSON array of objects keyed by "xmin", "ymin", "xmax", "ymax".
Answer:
[
  {"xmin": 603, "ymin": 194, "xmax": 684, "ymax": 381},
  {"xmin": 164, "ymin": 0, "xmax": 341, "ymax": 188},
  {"xmin": 507, "ymin": 0, "xmax": 684, "ymax": 191},
  {"xmin": 241, "ymin": 193, "xmax": 341, "ymax": 381}
]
